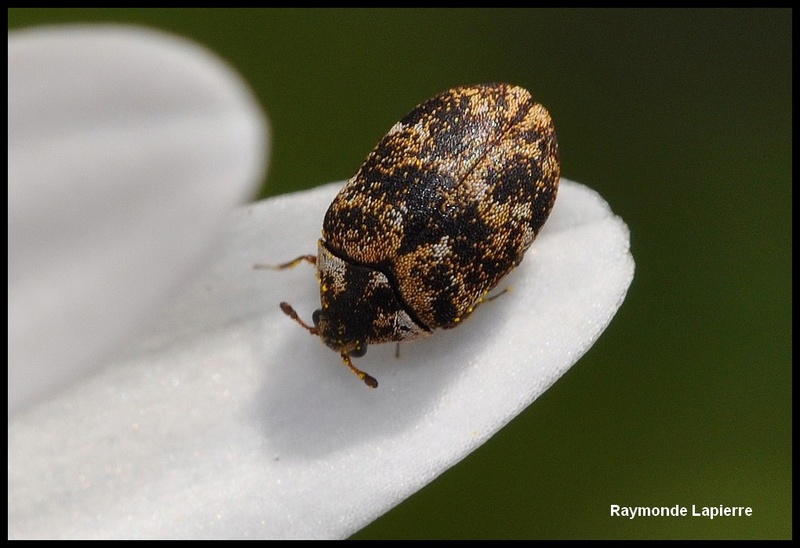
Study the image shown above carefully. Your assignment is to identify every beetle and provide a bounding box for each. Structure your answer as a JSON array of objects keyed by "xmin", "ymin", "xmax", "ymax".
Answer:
[{"xmin": 267, "ymin": 83, "xmax": 560, "ymax": 388}]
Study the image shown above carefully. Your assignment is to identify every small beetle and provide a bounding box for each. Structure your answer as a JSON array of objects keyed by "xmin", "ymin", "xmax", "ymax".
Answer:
[{"xmin": 269, "ymin": 83, "xmax": 560, "ymax": 388}]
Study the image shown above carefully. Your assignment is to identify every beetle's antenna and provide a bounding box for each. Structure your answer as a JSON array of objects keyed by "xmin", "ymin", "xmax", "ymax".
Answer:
[
  {"xmin": 279, "ymin": 302, "xmax": 319, "ymax": 335},
  {"xmin": 341, "ymin": 353, "xmax": 378, "ymax": 388}
]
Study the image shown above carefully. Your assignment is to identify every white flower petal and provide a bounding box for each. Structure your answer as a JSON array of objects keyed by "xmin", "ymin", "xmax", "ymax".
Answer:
[
  {"xmin": 8, "ymin": 178, "xmax": 634, "ymax": 539},
  {"xmin": 8, "ymin": 26, "xmax": 268, "ymax": 413}
]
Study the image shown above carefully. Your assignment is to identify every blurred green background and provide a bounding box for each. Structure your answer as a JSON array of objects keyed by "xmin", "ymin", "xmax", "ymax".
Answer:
[{"xmin": 9, "ymin": 9, "xmax": 791, "ymax": 539}]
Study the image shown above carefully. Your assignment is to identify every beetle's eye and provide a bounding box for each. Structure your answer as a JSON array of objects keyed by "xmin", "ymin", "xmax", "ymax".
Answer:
[
  {"xmin": 349, "ymin": 343, "xmax": 368, "ymax": 358},
  {"xmin": 312, "ymin": 309, "xmax": 322, "ymax": 327}
]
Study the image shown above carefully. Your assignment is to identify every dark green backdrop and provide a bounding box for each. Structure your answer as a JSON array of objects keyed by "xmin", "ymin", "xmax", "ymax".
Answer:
[{"xmin": 9, "ymin": 9, "xmax": 791, "ymax": 539}]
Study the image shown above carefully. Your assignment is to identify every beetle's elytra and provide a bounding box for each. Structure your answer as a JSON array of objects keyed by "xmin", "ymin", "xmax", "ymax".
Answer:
[{"xmin": 268, "ymin": 83, "xmax": 560, "ymax": 388}]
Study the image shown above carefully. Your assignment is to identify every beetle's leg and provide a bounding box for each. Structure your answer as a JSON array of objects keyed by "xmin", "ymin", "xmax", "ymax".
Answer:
[
  {"xmin": 341, "ymin": 353, "xmax": 378, "ymax": 389},
  {"xmin": 254, "ymin": 254, "xmax": 316, "ymax": 270},
  {"xmin": 464, "ymin": 287, "xmax": 511, "ymax": 318},
  {"xmin": 484, "ymin": 286, "xmax": 510, "ymax": 302},
  {"xmin": 279, "ymin": 302, "xmax": 319, "ymax": 336}
]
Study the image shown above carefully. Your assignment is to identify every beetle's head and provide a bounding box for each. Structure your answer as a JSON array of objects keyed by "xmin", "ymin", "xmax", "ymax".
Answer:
[{"xmin": 312, "ymin": 307, "xmax": 368, "ymax": 359}]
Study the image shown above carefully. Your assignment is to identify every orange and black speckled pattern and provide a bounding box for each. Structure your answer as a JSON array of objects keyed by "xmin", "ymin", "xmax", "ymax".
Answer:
[
  {"xmin": 315, "ymin": 240, "xmax": 430, "ymax": 357},
  {"xmin": 320, "ymin": 83, "xmax": 560, "ymax": 338}
]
